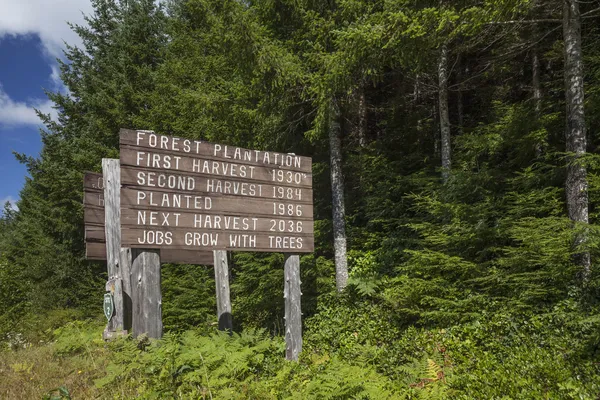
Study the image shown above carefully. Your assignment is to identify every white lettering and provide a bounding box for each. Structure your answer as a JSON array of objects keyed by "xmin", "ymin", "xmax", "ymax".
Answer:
[
  {"xmin": 229, "ymin": 234, "xmax": 256, "ymax": 248},
  {"xmin": 268, "ymin": 235, "xmax": 302, "ymax": 249},
  {"xmin": 188, "ymin": 232, "xmax": 219, "ymax": 247},
  {"xmin": 137, "ymin": 230, "xmax": 172, "ymax": 245},
  {"xmin": 136, "ymin": 172, "xmax": 194, "ymax": 190},
  {"xmin": 137, "ymin": 191, "xmax": 146, "ymax": 204},
  {"xmin": 148, "ymin": 134, "xmax": 157, "ymax": 147},
  {"xmin": 136, "ymin": 131, "xmax": 145, "ymax": 146}
]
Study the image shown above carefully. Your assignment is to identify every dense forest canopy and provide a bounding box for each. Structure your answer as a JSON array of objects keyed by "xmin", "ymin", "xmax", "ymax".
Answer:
[{"xmin": 2, "ymin": 0, "xmax": 600, "ymax": 397}]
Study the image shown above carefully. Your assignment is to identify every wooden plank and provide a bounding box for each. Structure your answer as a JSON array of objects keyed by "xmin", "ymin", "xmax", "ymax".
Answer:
[
  {"xmin": 86, "ymin": 241, "xmax": 107, "ymax": 260},
  {"xmin": 84, "ymin": 190, "xmax": 104, "ymax": 208},
  {"xmin": 131, "ymin": 249, "xmax": 162, "ymax": 339},
  {"xmin": 121, "ymin": 165, "xmax": 313, "ymax": 203},
  {"xmin": 84, "ymin": 206, "xmax": 105, "ymax": 226},
  {"xmin": 122, "ymin": 227, "xmax": 314, "ymax": 252},
  {"xmin": 83, "ymin": 170, "xmax": 104, "ymax": 227},
  {"xmin": 284, "ymin": 254, "xmax": 302, "ymax": 361},
  {"xmin": 85, "ymin": 225, "xmax": 105, "ymax": 242},
  {"xmin": 162, "ymin": 249, "xmax": 214, "ymax": 265},
  {"xmin": 120, "ymin": 129, "xmax": 312, "ymax": 173},
  {"xmin": 86, "ymin": 241, "xmax": 214, "ymax": 265},
  {"xmin": 213, "ymin": 250, "xmax": 232, "ymax": 331},
  {"xmin": 119, "ymin": 188, "xmax": 313, "ymax": 219},
  {"xmin": 84, "ymin": 172, "xmax": 104, "ymax": 190},
  {"xmin": 121, "ymin": 147, "xmax": 312, "ymax": 188},
  {"xmin": 121, "ymin": 208, "xmax": 314, "ymax": 233}
]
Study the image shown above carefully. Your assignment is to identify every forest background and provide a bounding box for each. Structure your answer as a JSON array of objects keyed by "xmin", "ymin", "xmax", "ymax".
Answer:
[{"xmin": 2, "ymin": 0, "xmax": 600, "ymax": 398}]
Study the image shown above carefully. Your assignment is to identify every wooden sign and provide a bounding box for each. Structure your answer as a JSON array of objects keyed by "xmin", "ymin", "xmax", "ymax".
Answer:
[
  {"xmin": 83, "ymin": 172, "xmax": 214, "ymax": 265},
  {"xmin": 83, "ymin": 172, "xmax": 105, "ymax": 260},
  {"xmin": 119, "ymin": 129, "xmax": 314, "ymax": 252},
  {"xmin": 103, "ymin": 293, "xmax": 114, "ymax": 321}
]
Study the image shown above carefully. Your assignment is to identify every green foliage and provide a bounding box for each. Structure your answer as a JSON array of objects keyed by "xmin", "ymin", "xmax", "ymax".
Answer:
[
  {"xmin": 1, "ymin": 308, "xmax": 89, "ymax": 350},
  {"xmin": 95, "ymin": 328, "xmax": 284, "ymax": 398},
  {"xmin": 42, "ymin": 386, "xmax": 72, "ymax": 400},
  {"xmin": 398, "ymin": 353, "xmax": 452, "ymax": 400},
  {"xmin": 92, "ymin": 326, "xmax": 403, "ymax": 399},
  {"xmin": 445, "ymin": 305, "xmax": 600, "ymax": 398},
  {"xmin": 230, "ymin": 253, "xmax": 286, "ymax": 332},
  {"xmin": 52, "ymin": 320, "xmax": 106, "ymax": 357},
  {"xmin": 304, "ymin": 293, "xmax": 401, "ymax": 360},
  {"xmin": 0, "ymin": 255, "xmax": 30, "ymax": 338},
  {"xmin": 2, "ymin": 0, "xmax": 600, "ymax": 397},
  {"xmin": 162, "ymin": 264, "xmax": 216, "ymax": 333},
  {"xmin": 2, "ymin": 307, "xmax": 600, "ymax": 398}
]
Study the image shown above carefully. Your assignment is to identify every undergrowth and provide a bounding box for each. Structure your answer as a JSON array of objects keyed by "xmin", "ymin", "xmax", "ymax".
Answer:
[{"xmin": 2, "ymin": 301, "xmax": 600, "ymax": 399}]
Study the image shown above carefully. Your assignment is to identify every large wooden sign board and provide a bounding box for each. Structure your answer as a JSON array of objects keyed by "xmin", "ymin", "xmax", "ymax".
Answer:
[
  {"xmin": 119, "ymin": 129, "xmax": 314, "ymax": 252},
  {"xmin": 83, "ymin": 172, "xmax": 214, "ymax": 265}
]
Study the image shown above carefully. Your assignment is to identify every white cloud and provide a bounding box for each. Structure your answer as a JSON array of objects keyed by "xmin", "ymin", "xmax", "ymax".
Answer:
[
  {"xmin": 50, "ymin": 64, "xmax": 63, "ymax": 92},
  {"xmin": 0, "ymin": 85, "xmax": 56, "ymax": 127},
  {"xmin": 0, "ymin": 0, "xmax": 94, "ymax": 97},
  {"xmin": 0, "ymin": 0, "xmax": 93, "ymax": 60},
  {"xmin": 0, "ymin": 196, "xmax": 19, "ymax": 211}
]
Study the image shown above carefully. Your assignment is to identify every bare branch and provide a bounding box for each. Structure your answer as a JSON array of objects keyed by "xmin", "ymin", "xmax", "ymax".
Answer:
[{"xmin": 485, "ymin": 18, "xmax": 561, "ymax": 25}]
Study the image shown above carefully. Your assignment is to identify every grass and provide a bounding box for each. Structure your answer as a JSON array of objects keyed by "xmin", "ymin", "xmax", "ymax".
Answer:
[{"xmin": 0, "ymin": 322, "xmax": 108, "ymax": 399}]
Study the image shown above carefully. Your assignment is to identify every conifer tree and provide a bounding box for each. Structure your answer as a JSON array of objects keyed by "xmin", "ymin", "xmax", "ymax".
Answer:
[{"xmin": 1, "ymin": 0, "xmax": 167, "ymax": 313}]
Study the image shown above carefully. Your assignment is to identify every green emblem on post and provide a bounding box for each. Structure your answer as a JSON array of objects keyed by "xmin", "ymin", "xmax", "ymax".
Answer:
[{"xmin": 103, "ymin": 293, "xmax": 114, "ymax": 321}]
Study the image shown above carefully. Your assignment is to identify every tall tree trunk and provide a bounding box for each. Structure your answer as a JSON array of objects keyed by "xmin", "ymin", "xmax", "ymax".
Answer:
[
  {"xmin": 563, "ymin": 0, "xmax": 590, "ymax": 279},
  {"xmin": 532, "ymin": 42, "xmax": 542, "ymax": 117},
  {"xmin": 533, "ymin": 45, "xmax": 542, "ymax": 157},
  {"xmin": 433, "ymin": 101, "xmax": 439, "ymax": 157},
  {"xmin": 532, "ymin": 0, "xmax": 543, "ymax": 157},
  {"xmin": 329, "ymin": 98, "xmax": 348, "ymax": 291},
  {"xmin": 457, "ymin": 54, "xmax": 464, "ymax": 135},
  {"xmin": 357, "ymin": 85, "xmax": 367, "ymax": 148},
  {"xmin": 438, "ymin": 42, "xmax": 451, "ymax": 182}
]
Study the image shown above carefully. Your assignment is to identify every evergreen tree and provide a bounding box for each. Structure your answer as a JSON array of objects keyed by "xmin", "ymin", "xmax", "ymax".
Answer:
[{"xmin": 1, "ymin": 0, "xmax": 167, "ymax": 315}]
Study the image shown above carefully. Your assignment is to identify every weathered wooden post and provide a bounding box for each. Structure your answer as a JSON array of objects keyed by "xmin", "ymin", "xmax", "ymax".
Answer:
[
  {"xmin": 102, "ymin": 158, "xmax": 131, "ymax": 339},
  {"xmin": 213, "ymin": 250, "xmax": 232, "ymax": 331},
  {"xmin": 284, "ymin": 254, "xmax": 302, "ymax": 361},
  {"xmin": 120, "ymin": 247, "xmax": 133, "ymax": 330},
  {"xmin": 131, "ymin": 249, "xmax": 162, "ymax": 338}
]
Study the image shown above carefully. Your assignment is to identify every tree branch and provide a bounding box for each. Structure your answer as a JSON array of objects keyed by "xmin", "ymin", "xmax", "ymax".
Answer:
[
  {"xmin": 483, "ymin": 7, "xmax": 600, "ymax": 26},
  {"xmin": 486, "ymin": 18, "xmax": 561, "ymax": 25}
]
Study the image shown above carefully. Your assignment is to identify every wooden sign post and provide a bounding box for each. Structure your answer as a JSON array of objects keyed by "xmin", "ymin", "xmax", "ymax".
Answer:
[
  {"xmin": 115, "ymin": 129, "xmax": 314, "ymax": 357},
  {"xmin": 213, "ymin": 250, "xmax": 232, "ymax": 331},
  {"xmin": 102, "ymin": 159, "xmax": 130, "ymax": 339},
  {"xmin": 84, "ymin": 170, "xmax": 214, "ymax": 339},
  {"xmin": 284, "ymin": 254, "xmax": 302, "ymax": 361},
  {"xmin": 131, "ymin": 249, "xmax": 163, "ymax": 338}
]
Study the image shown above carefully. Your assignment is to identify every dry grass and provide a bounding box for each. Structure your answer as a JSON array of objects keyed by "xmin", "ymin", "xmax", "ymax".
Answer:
[{"xmin": 0, "ymin": 335, "xmax": 109, "ymax": 399}]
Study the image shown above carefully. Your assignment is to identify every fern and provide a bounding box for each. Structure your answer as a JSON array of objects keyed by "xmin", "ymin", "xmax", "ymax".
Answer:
[{"xmin": 399, "ymin": 352, "xmax": 452, "ymax": 400}]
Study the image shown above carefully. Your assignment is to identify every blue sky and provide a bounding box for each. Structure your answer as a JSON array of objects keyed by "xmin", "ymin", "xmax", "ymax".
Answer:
[{"xmin": 0, "ymin": 0, "xmax": 93, "ymax": 210}]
